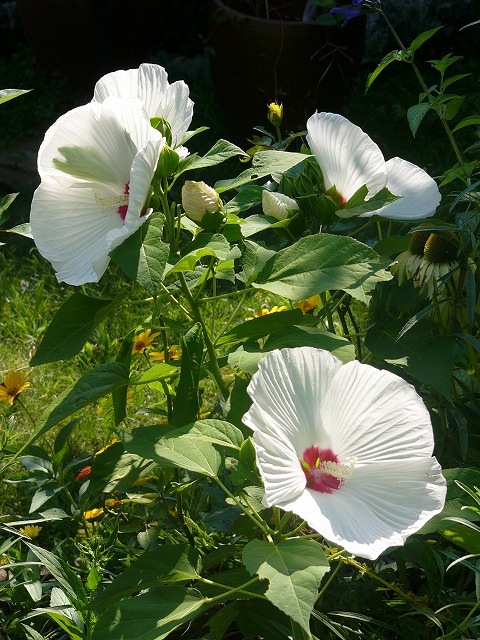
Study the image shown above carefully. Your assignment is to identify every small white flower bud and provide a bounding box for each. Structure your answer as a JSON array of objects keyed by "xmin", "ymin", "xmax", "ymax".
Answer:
[
  {"xmin": 182, "ymin": 180, "xmax": 221, "ymax": 223},
  {"xmin": 262, "ymin": 190, "xmax": 299, "ymax": 221}
]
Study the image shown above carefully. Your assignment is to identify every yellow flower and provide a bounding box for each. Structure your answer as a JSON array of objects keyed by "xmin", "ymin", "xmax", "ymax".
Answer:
[
  {"xmin": 0, "ymin": 370, "xmax": 30, "ymax": 404},
  {"xmin": 267, "ymin": 101, "xmax": 283, "ymax": 127},
  {"xmin": 19, "ymin": 525, "xmax": 42, "ymax": 538},
  {"xmin": 132, "ymin": 329, "xmax": 160, "ymax": 355},
  {"xmin": 83, "ymin": 508, "xmax": 104, "ymax": 521},
  {"xmin": 247, "ymin": 305, "xmax": 286, "ymax": 319},
  {"xmin": 294, "ymin": 294, "xmax": 321, "ymax": 314},
  {"xmin": 149, "ymin": 345, "xmax": 182, "ymax": 362}
]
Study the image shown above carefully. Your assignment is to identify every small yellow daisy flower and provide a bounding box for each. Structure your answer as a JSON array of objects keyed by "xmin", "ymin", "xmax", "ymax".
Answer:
[
  {"xmin": 19, "ymin": 525, "xmax": 42, "ymax": 538},
  {"xmin": 0, "ymin": 370, "xmax": 30, "ymax": 404},
  {"xmin": 132, "ymin": 329, "xmax": 161, "ymax": 355},
  {"xmin": 83, "ymin": 508, "xmax": 104, "ymax": 521},
  {"xmin": 149, "ymin": 345, "xmax": 183, "ymax": 362},
  {"xmin": 247, "ymin": 305, "xmax": 286, "ymax": 319},
  {"xmin": 294, "ymin": 294, "xmax": 321, "ymax": 314}
]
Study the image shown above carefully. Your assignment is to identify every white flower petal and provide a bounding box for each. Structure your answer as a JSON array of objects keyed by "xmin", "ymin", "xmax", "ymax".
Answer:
[
  {"xmin": 368, "ymin": 157, "xmax": 441, "ymax": 220},
  {"xmin": 282, "ymin": 458, "xmax": 446, "ymax": 559},
  {"xmin": 318, "ymin": 360, "xmax": 434, "ymax": 462},
  {"xmin": 31, "ymin": 177, "xmax": 124, "ymax": 284},
  {"xmin": 306, "ymin": 112, "xmax": 387, "ymax": 201},
  {"xmin": 93, "ymin": 63, "xmax": 193, "ymax": 148},
  {"xmin": 243, "ymin": 348, "xmax": 342, "ymax": 456}
]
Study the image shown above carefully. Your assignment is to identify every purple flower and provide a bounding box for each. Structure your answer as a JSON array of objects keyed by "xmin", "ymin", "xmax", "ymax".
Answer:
[{"xmin": 330, "ymin": 0, "xmax": 380, "ymax": 26}]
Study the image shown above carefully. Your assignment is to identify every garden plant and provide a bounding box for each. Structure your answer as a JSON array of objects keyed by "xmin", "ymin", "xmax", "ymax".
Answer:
[{"xmin": 1, "ymin": 1, "xmax": 480, "ymax": 638}]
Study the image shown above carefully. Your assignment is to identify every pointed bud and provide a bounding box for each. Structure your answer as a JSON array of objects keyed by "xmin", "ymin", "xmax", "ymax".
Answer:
[
  {"xmin": 267, "ymin": 102, "xmax": 283, "ymax": 127},
  {"xmin": 155, "ymin": 144, "xmax": 179, "ymax": 178},
  {"xmin": 262, "ymin": 190, "xmax": 299, "ymax": 221},
  {"xmin": 181, "ymin": 180, "xmax": 224, "ymax": 229}
]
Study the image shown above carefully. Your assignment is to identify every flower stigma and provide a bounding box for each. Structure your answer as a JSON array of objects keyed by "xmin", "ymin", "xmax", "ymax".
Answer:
[{"xmin": 301, "ymin": 446, "xmax": 355, "ymax": 493}]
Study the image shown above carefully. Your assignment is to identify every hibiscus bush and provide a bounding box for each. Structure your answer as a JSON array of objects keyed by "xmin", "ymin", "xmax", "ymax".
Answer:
[{"xmin": 1, "ymin": 2, "xmax": 480, "ymax": 639}]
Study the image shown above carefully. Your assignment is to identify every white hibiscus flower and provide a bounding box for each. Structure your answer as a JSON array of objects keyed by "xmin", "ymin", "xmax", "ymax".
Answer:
[
  {"xmin": 242, "ymin": 347, "xmax": 446, "ymax": 560},
  {"xmin": 306, "ymin": 112, "xmax": 441, "ymax": 220},
  {"xmin": 93, "ymin": 63, "xmax": 193, "ymax": 149},
  {"xmin": 30, "ymin": 96, "xmax": 165, "ymax": 285}
]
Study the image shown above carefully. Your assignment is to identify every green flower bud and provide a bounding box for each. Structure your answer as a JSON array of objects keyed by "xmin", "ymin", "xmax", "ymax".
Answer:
[
  {"xmin": 267, "ymin": 102, "xmax": 283, "ymax": 127},
  {"xmin": 155, "ymin": 144, "xmax": 179, "ymax": 178}
]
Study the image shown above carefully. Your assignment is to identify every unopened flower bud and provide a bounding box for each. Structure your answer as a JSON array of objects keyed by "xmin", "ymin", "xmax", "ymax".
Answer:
[
  {"xmin": 182, "ymin": 180, "xmax": 224, "ymax": 229},
  {"xmin": 267, "ymin": 102, "xmax": 283, "ymax": 127},
  {"xmin": 262, "ymin": 190, "xmax": 299, "ymax": 221},
  {"xmin": 156, "ymin": 144, "xmax": 179, "ymax": 178}
]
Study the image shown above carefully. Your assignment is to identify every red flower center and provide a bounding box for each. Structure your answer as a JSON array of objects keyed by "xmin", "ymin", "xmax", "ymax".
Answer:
[
  {"xmin": 117, "ymin": 182, "xmax": 130, "ymax": 221},
  {"xmin": 301, "ymin": 446, "xmax": 343, "ymax": 493}
]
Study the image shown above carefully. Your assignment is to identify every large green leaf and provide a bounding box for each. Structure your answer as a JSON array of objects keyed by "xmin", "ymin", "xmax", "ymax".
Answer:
[
  {"xmin": 110, "ymin": 214, "xmax": 169, "ymax": 294},
  {"xmin": 92, "ymin": 586, "xmax": 208, "ymax": 640},
  {"xmin": 254, "ymin": 234, "xmax": 391, "ymax": 303},
  {"xmin": 264, "ymin": 326, "xmax": 355, "ymax": 363},
  {"xmin": 215, "ymin": 150, "xmax": 307, "ymax": 193},
  {"xmin": 216, "ymin": 309, "xmax": 304, "ymax": 349},
  {"xmin": 89, "ymin": 544, "xmax": 202, "ymax": 613},
  {"xmin": 30, "ymin": 292, "xmax": 115, "ymax": 365},
  {"xmin": 243, "ymin": 539, "xmax": 330, "ymax": 633},
  {"xmin": 365, "ymin": 320, "xmax": 456, "ymax": 399},
  {"xmin": 176, "ymin": 138, "xmax": 248, "ymax": 176},
  {"xmin": 121, "ymin": 419, "xmax": 243, "ymax": 477},
  {"xmin": 237, "ymin": 240, "xmax": 276, "ymax": 285}
]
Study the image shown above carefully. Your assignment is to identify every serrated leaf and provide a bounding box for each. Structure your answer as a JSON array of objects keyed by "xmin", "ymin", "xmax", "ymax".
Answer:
[
  {"xmin": 366, "ymin": 50, "xmax": 404, "ymax": 91},
  {"xmin": 30, "ymin": 292, "xmax": 115, "ymax": 365},
  {"xmin": 111, "ymin": 214, "xmax": 169, "ymax": 294},
  {"xmin": 165, "ymin": 234, "xmax": 230, "ymax": 276},
  {"xmin": 0, "ymin": 192, "xmax": 18, "ymax": 218},
  {"xmin": 89, "ymin": 544, "xmax": 202, "ymax": 613},
  {"xmin": 225, "ymin": 185, "xmax": 264, "ymax": 214},
  {"xmin": 452, "ymin": 115, "xmax": 480, "ymax": 132},
  {"xmin": 92, "ymin": 586, "xmax": 208, "ymax": 640},
  {"xmin": 171, "ymin": 323, "xmax": 204, "ymax": 427},
  {"xmin": 407, "ymin": 102, "xmax": 431, "ymax": 137},
  {"xmin": 243, "ymin": 539, "xmax": 330, "ymax": 632},
  {"xmin": 216, "ymin": 309, "xmax": 304, "ymax": 348},
  {"xmin": 408, "ymin": 26, "xmax": 443, "ymax": 53},
  {"xmin": 254, "ymin": 234, "xmax": 391, "ymax": 303}
]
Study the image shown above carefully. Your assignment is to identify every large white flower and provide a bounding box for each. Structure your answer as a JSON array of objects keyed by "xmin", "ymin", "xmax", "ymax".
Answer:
[
  {"xmin": 93, "ymin": 63, "xmax": 193, "ymax": 149},
  {"xmin": 306, "ymin": 112, "xmax": 441, "ymax": 220},
  {"xmin": 242, "ymin": 347, "xmax": 446, "ymax": 560},
  {"xmin": 30, "ymin": 96, "xmax": 165, "ymax": 285}
]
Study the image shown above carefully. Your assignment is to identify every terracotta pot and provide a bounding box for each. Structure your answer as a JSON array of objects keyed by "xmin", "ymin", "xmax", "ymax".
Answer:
[
  {"xmin": 16, "ymin": 0, "xmax": 156, "ymax": 97},
  {"xmin": 208, "ymin": 0, "xmax": 366, "ymax": 143}
]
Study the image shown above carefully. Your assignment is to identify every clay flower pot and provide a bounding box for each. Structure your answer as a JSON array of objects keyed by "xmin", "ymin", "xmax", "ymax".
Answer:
[{"xmin": 208, "ymin": 0, "xmax": 366, "ymax": 143}]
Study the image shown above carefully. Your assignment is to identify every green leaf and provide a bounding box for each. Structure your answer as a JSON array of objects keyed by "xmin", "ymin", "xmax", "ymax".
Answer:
[
  {"xmin": 216, "ymin": 309, "xmax": 304, "ymax": 348},
  {"xmin": 265, "ymin": 326, "xmax": 355, "ymax": 363},
  {"xmin": 452, "ymin": 115, "xmax": 480, "ymax": 132},
  {"xmin": 89, "ymin": 544, "xmax": 202, "ymax": 613},
  {"xmin": 165, "ymin": 233, "xmax": 231, "ymax": 276},
  {"xmin": 243, "ymin": 539, "xmax": 330, "ymax": 632},
  {"xmin": 171, "ymin": 323, "xmax": 204, "ymax": 427},
  {"xmin": 408, "ymin": 26, "xmax": 443, "ymax": 53},
  {"xmin": 110, "ymin": 214, "xmax": 169, "ymax": 294},
  {"xmin": 237, "ymin": 240, "xmax": 276, "ymax": 284},
  {"xmin": 30, "ymin": 292, "xmax": 115, "ymax": 365},
  {"xmin": 443, "ymin": 96, "xmax": 464, "ymax": 121},
  {"xmin": 83, "ymin": 441, "xmax": 157, "ymax": 499},
  {"xmin": 0, "ymin": 192, "xmax": 18, "ymax": 217},
  {"xmin": 25, "ymin": 543, "xmax": 87, "ymax": 606},
  {"xmin": 92, "ymin": 586, "xmax": 208, "ymax": 640},
  {"xmin": 5, "ymin": 222, "xmax": 33, "ymax": 238},
  {"xmin": 254, "ymin": 234, "xmax": 391, "ymax": 303},
  {"xmin": 137, "ymin": 362, "xmax": 180, "ymax": 388},
  {"xmin": 366, "ymin": 50, "xmax": 405, "ymax": 92},
  {"xmin": 215, "ymin": 150, "xmax": 307, "ymax": 193},
  {"xmin": 365, "ymin": 320, "xmax": 456, "ymax": 399},
  {"xmin": 176, "ymin": 138, "xmax": 248, "ymax": 176},
  {"xmin": 0, "ymin": 88, "xmax": 31, "ymax": 105},
  {"xmin": 407, "ymin": 102, "xmax": 431, "ymax": 137},
  {"xmin": 225, "ymin": 185, "xmax": 264, "ymax": 214},
  {"xmin": 340, "ymin": 186, "xmax": 399, "ymax": 217}
]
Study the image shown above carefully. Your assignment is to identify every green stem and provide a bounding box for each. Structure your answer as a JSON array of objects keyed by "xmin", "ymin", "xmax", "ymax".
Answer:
[
  {"xmin": 342, "ymin": 555, "xmax": 414, "ymax": 601},
  {"xmin": 199, "ymin": 287, "xmax": 253, "ymax": 303},
  {"xmin": 436, "ymin": 599, "xmax": 480, "ymax": 639},
  {"xmin": 199, "ymin": 576, "xmax": 266, "ymax": 603},
  {"xmin": 380, "ymin": 10, "xmax": 465, "ymax": 169},
  {"xmin": 214, "ymin": 292, "xmax": 249, "ymax": 345},
  {"xmin": 179, "ymin": 273, "xmax": 229, "ymax": 400},
  {"xmin": 158, "ymin": 282, "xmax": 193, "ymax": 320},
  {"xmin": 320, "ymin": 292, "xmax": 335, "ymax": 333},
  {"xmin": 214, "ymin": 475, "xmax": 272, "ymax": 537},
  {"xmin": 315, "ymin": 560, "xmax": 342, "ymax": 603}
]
